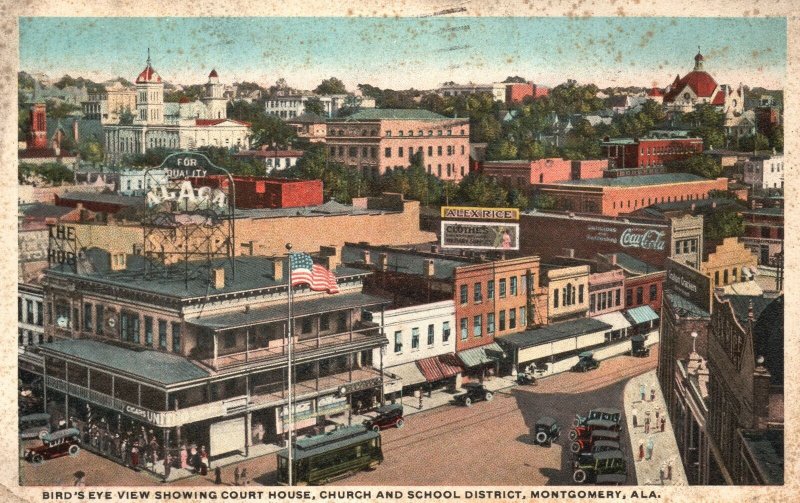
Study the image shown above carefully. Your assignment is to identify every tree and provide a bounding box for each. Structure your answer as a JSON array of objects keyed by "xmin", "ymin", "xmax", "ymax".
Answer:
[
  {"xmin": 485, "ymin": 139, "xmax": 518, "ymax": 160},
  {"xmin": 739, "ymin": 133, "xmax": 770, "ymax": 153},
  {"xmin": 250, "ymin": 115, "xmax": 297, "ymax": 150},
  {"xmin": 683, "ymin": 103, "xmax": 725, "ymax": 149},
  {"xmin": 666, "ymin": 154, "xmax": 722, "ymax": 179},
  {"xmin": 78, "ymin": 139, "xmax": 104, "ymax": 163},
  {"xmin": 304, "ymin": 97, "xmax": 325, "ymax": 117},
  {"xmin": 705, "ymin": 207, "xmax": 744, "ymax": 243},
  {"xmin": 455, "ymin": 173, "xmax": 508, "ymax": 207},
  {"xmin": 768, "ymin": 125, "xmax": 783, "ymax": 152},
  {"xmin": 503, "ymin": 76, "xmax": 528, "ymax": 83},
  {"xmin": 314, "ymin": 77, "xmax": 347, "ymax": 96},
  {"xmin": 118, "ymin": 107, "xmax": 135, "ymax": 126},
  {"xmin": 531, "ymin": 193, "xmax": 556, "ymax": 210},
  {"xmin": 518, "ymin": 140, "xmax": 545, "ymax": 161}
]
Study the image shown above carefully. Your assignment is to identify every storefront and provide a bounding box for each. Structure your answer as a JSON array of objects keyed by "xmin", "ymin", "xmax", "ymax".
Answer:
[
  {"xmin": 416, "ymin": 354, "xmax": 463, "ymax": 392},
  {"xmin": 625, "ymin": 305, "xmax": 660, "ymax": 334},
  {"xmin": 457, "ymin": 342, "xmax": 505, "ymax": 382},
  {"xmin": 592, "ymin": 311, "xmax": 632, "ymax": 342}
]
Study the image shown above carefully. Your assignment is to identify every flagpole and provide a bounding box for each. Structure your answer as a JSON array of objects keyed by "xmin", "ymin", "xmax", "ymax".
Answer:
[{"xmin": 285, "ymin": 242, "xmax": 294, "ymax": 487}]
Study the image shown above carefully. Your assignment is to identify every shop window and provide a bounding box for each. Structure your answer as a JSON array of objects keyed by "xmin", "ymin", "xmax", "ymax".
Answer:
[
  {"xmin": 442, "ymin": 321, "xmax": 451, "ymax": 342},
  {"xmin": 473, "ymin": 315, "xmax": 482, "ymax": 337},
  {"xmin": 411, "ymin": 328, "xmax": 419, "ymax": 349}
]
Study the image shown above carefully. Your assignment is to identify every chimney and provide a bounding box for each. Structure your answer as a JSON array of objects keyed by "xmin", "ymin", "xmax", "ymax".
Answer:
[
  {"xmin": 690, "ymin": 203, "xmax": 696, "ymax": 212},
  {"xmin": 610, "ymin": 254, "xmax": 617, "ymax": 265},
  {"xmin": 212, "ymin": 267, "xmax": 225, "ymax": 289},
  {"xmin": 72, "ymin": 120, "xmax": 79, "ymax": 143},
  {"xmin": 272, "ymin": 257, "xmax": 284, "ymax": 282},
  {"xmin": 319, "ymin": 245, "xmax": 340, "ymax": 271},
  {"xmin": 378, "ymin": 253, "xmax": 388, "ymax": 271},
  {"xmin": 430, "ymin": 245, "xmax": 438, "ymax": 253},
  {"xmin": 362, "ymin": 250, "xmax": 371, "ymax": 265},
  {"xmin": 424, "ymin": 259, "xmax": 435, "ymax": 278}
]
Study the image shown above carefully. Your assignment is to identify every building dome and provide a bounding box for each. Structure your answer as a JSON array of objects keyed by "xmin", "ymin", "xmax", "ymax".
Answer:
[
  {"xmin": 136, "ymin": 51, "xmax": 162, "ymax": 84},
  {"xmin": 209, "ymin": 69, "xmax": 218, "ymax": 78},
  {"xmin": 694, "ymin": 51, "xmax": 704, "ymax": 63}
]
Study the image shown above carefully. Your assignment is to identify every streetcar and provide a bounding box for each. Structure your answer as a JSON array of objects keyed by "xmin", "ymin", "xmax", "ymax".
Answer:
[{"xmin": 276, "ymin": 424, "xmax": 383, "ymax": 485}]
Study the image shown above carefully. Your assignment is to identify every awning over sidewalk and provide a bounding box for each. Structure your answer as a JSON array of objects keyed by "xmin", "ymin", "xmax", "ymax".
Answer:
[
  {"xmin": 592, "ymin": 311, "xmax": 632, "ymax": 332},
  {"xmin": 625, "ymin": 305, "xmax": 659, "ymax": 325},
  {"xmin": 457, "ymin": 342, "xmax": 506, "ymax": 368},
  {"xmin": 416, "ymin": 354, "xmax": 463, "ymax": 382},
  {"xmin": 385, "ymin": 361, "xmax": 426, "ymax": 387}
]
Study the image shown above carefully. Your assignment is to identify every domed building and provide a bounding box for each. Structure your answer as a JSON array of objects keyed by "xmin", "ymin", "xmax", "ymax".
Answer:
[
  {"xmin": 103, "ymin": 53, "xmax": 251, "ymax": 162},
  {"xmin": 660, "ymin": 51, "xmax": 744, "ymax": 116}
]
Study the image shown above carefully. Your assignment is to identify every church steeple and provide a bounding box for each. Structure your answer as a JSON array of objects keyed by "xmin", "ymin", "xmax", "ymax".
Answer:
[{"xmin": 694, "ymin": 47, "xmax": 704, "ymax": 71}]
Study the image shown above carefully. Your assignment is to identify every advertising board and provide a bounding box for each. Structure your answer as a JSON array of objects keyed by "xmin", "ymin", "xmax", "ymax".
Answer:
[
  {"xmin": 440, "ymin": 221, "xmax": 520, "ymax": 250},
  {"xmin": 665, "ymin": 257, "xmax": 712, "ymax": 312}
]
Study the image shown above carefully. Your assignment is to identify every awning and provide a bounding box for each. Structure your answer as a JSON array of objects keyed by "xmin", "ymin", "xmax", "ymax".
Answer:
[
  {"xmin": 457, "ymin": 342, "xmax": 506, "ymax": 368},
  {"xmin": 592, "ymin": 311, "xmax": 632, "ymax": 332},
  {"xmin": 416, "ymin": 354, "xmax": 463, "ymax": 382},
  {"xmin": 625, "ymin": 305, "xmax": 659, "ymax": 325},
  {"xmin": 385, "ymin": 361, "xmax": 426, "ymax": 387}
]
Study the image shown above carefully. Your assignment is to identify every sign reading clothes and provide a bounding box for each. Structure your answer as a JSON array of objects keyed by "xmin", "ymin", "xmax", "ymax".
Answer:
[{"xmin": 441, "ymin": 221, "xmax": 520, "ymax": 250}]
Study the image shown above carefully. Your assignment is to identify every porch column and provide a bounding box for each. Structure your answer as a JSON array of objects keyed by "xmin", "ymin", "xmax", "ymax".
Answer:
[
  {"xmin": 213, "ymin": 332, "xmax": 218, "ymax": 368},
  {"xmin": 245, "ymin": 328, "xmax": 249, "ymax": 363},
  {"xmin": 42, "ymin": 357, "xmax": 47, "ymax": 413},
  {"xmin": 64, "ymin": 362, "xmax": 70, "ymax": 422},
  {"xmin": 315, "ymin": 360, "xmax": 320, "ymax": 391},
  {"xmin": 380, "ymin": 305, "xmax": 385, "ymax": 405},
  {"xmin": 137, "ymin": 384, "xmax": 142, "ymax": 406}
]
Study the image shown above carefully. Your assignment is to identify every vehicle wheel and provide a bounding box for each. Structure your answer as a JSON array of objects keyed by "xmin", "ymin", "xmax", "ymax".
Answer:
[
  {"xmin": 570, "ymin": 441, "xmax": 582, "ymax": 454},
  {"xmin": 38, "ymin": 430, "xmax": 49, "ymax": 439},
  {"xmin": 68, "ymin": 445, "xmax": 80, "ymax": 457},
  {"xmin": 572, "ymin": 418, "xmax": 581, "ymax": 428},
  {"xmin": 395, "ymin": 419, "xmax": 405, "ymax": 429},
  {"xmin": 535, "ymin": 431, "xmax": 548, "ymax": 444},
  {"xmin": 573, "ymin": 469, "xmax": 587, "ymax": 484},
  {"xmin": 464, "ymin": 397, "xmax": 472, "ymax": 407},
  {"xmin": 31, "ymin": 454, "xmax": 44, "ymax": 465},
  {"xmin": 367, "ymin": 460, "xmax": 380, "ymax": 470},
  {"xmin": 568, "ymin": 429, "xmax": 578, "ymax": 441},
  {"xmin": 485, "ymin": 392, "xmax": 494, "ymax": 402},
  {"xmin": 372, "ymin": 425, "xmax": 380, "ymax": 432}
]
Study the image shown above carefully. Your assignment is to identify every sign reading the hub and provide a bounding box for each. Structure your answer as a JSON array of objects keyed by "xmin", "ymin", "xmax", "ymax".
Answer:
[
  {"xmin": 47, "ymin": 224, "xmax": 77, "ymax": 268},
  {"xmin": 441, "ymin": 222, "xmax": 520, "ymax": 250},
  {"xmin": 441, "ymin": 206, "xmax": 519, "ymax": 221}
]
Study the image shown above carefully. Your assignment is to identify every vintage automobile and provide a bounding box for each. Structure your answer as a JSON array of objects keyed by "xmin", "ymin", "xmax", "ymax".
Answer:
[
  {"xmin": 572, "ymin": 449, "xmax": 627, "ymax": 484},
  {"xmin": 19, "ymin": 413, "xmax": 51, "ymax": 440},
  {"xmin": 570, "ymin": 429, "xmax": 621, "ymax": 454},
  {"xmin": 24, "ymin": 428, "xmax": 81, "ymax": 465},
  {"xmin": 572, "ymin": 439, "xmax": 622, "ymax": 460},
  {"xmin": 454, "ymin": 383, "xmax": 494, "ymax": 407},
  {"xmin": 533, "ymin": 416, "xmax": 560, "ymax": 447},
  {"xmin": 362, "ymin": 403, "xmax": 404, "ymax": 431},
  {"xmin": 571, "ymin": 351, "xmax": 600, "ymax": 372},
  {"xmin": 568, "ymin": 417, "xmax": 621, "ymax": 441},
  {"xmin": 573, "ymin": 407, "xmax": 623, "ymax": 428},
  {"xmin": 630, "ymin": 335, "xmax": 651, "ymax": 357}
]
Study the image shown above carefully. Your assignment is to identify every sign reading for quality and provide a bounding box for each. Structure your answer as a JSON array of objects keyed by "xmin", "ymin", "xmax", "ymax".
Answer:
[
  {"xmin": 441, "ymin": 222, "xmax": 520, "ymax": 250},
  {"xmin": 441, "ymin": 206, "xmax": 519, "ymax": 221}
]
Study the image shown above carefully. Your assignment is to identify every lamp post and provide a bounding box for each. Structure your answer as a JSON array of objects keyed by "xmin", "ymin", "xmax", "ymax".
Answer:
[{"xmin": 690, "ymin": 331, "xmax": 698, "ymax": 354}]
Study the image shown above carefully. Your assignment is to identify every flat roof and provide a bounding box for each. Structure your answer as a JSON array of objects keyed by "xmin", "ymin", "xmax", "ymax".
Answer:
[
  {"xmin": 549, "ymin": 173, "xmax": 711, "ymax": 188},
  {"xmin": 497, "ymin": 318, "xmax": 613, "ymax": 349},
  {"xmin": 331, "ymin": 109, "xmax": 455, "ymax": 122},
  {"xmin": 341, "ymin": 244, "xmax": 473, "ymax": 280},
  {"xmin": 234, "ymin": 200, "xmax": 384, "ymax": 219},
  {"xmin": 664, "ymin": 291, "xmax": 710, "ymax": 318},
  {"xmin": 521, "ymin": 209, "xmax": 667, "ymax": 227},
  {"xmin": 56, "ymin": 191, "xmax": 144, "ymax": 207},
  {"xmin": 740, "ymin": 429, "xmax": 784, "ymax": 484},
  {"xmin": 39, "ymin": 339, "xmax": 209, "ymax": 386}
]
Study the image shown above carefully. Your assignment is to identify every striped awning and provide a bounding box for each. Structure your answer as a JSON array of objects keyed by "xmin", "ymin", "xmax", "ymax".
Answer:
[
  {"xmin": 457, "ymin": 342, "xmax": 506, "ymax": 368},
  {"xmin": 625, "ymin": 305, "xmax": 659, "ymax": 325},
  {"xmin": 416, "ymin": 354, "xmax": 463, "ymax": 382},
  {"xmin": 385, "ymin": 361, "xmax": 427, "ymax": 387}
]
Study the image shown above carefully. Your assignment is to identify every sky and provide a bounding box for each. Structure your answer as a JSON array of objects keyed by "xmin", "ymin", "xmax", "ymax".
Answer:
[{"xmin": 20, "ymin": 17, "xmax": 787, "ymax": 91}]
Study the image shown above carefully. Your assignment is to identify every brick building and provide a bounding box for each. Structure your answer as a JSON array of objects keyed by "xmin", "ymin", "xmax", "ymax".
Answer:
[
  {"xmin": 325, "ymin": 109, "xmax": 470, "ymax": 182},
  {"xmin": 189, "ymin": 175, "xmax": 323, "ymax": 209},
  {"xmin": 700, "ymin": 238, "xmax": 758, "ymax": 289},
  {"xmin": 287, "ymin": 113, "xmax": 328, "ymax": 143},
  {"xmin": 740, "ymin": 207, "xmax": 783, "ymax": 266},
  {"xmin": 601, "ymin": 137, "xmax": 704, "ymax": 170},
  {"xmin": 481, "ymin": 158, "xmax": 572, "ymax": 187},
  {"xmin": 538, "ymin": 173, "xmax": 728, "ymax": 216}
]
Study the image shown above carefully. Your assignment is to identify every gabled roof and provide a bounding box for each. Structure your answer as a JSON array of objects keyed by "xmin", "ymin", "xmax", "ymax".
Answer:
[
  {"xmin": 195, "ymin": 118, "xmax": 251, "ymax": 127},
  {"xmin": 663, "ymin": 71, "xmax": 718, "ymax": 102}
]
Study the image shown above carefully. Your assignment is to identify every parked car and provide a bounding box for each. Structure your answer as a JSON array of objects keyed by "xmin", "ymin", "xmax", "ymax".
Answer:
[
  {"xmin": 533, "ymin": 416, "xmax": 560, "ymax": 447},
  {"xmin": 362, "ymin": 403, "xmax": 404, "ymax": 431},
  {"xmin": 24, "ymin": 428, "xmax": 81, "ymax": 465},
  {"xmin": 574, "ymin": 407, "xmax": 623, "ymax": 428},
  {"xmin": 568, "ymin": 418, "xmax": 621, "ymax": 441},
  {"xmin": 630, "ymin": 335, "xmax": 650, "ymax": 357},
  {"xmin": 572, "ymin": 449, "xmax": 627, "ymax": 484},
  {"xmin": 572, "ymin": 439, "xmax": 622, "ymax": 460},
  {"xmin": 572, "ymin": 351, "xmax": 600, "ymax": 372},
  {"xmin": 570, "ymin": 429, "xmax": 621, "ymax": 454},
  {"xmin": 454, "ymin": 383, "xmax": 494, "ymax": 407},
  {"xmin": 19, "ymin": 413, "xmax": 51, "ymax": 440}
]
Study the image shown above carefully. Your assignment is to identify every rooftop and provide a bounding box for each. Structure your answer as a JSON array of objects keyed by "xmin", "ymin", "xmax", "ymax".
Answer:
[
  {"xmin": 742, "ymin": 207, "xmax": 784, "ymax": 217},
  {"xmin": 664, "ymin": 291, "xmax": 710, "ymax": 318},
  {"xmin": 341, "ymin": 243, "xmax": 474, "ymax": 280},
  {"xmin": 739, "ymin": 429, "xmax": 784, "ymax": 485},
  {"xmin": 599, "ymin": 253, "xmax": 662, "ymax": 276},
  {"xmin": 497, "ymin": 317, "xmax": 613, "ymax": 349},
  {"xmin": 331, "ymin": 108, "xmax": 456, "ymax": 122},
  {"xmin": 19, "ymin": 203, "xmax": 76, "ymax": 220},
  {"xmin": 551, "ymin": 173, "xmax": 711, "ymax": 188},
  {"xmin": 56, "ymin": 191, "xmax": 144, "ymax": 207},
  {"xmin": 234, "ymin": 200, "xmax": 384, "ymax": 219}
]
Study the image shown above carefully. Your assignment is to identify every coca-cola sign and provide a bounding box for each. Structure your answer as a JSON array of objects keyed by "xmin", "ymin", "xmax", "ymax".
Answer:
[{"xmin": 619, "ymin": 229, "xmax": 666, "ymax": 250}]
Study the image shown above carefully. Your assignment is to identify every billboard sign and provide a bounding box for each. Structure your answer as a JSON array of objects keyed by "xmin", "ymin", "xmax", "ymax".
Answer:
[
  {"xmin": 665, "ymin": 257, "xmax": 712, "ymax": 312},
  {"xmin": 586, "ymin": 224, "xmax": 666, "ymax": 251},
  {"xmin": 441, "ymin": 221, "xmax": 520, "ymax": 250}
]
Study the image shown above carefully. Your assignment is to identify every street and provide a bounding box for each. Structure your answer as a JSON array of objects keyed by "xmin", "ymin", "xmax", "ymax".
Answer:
[{"xmin": 19, "ymin": 350, "xmax": 657, "ymax": 487}]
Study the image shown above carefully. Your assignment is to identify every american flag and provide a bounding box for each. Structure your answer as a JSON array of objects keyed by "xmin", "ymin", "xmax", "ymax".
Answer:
[{"xmin": 289, "ymin": 253, "xmax": 340, "ymax": 294}]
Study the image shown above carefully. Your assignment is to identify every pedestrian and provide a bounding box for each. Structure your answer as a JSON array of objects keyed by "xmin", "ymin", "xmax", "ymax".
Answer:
[
  {"xmin": 631, "ymin": 406, "xmax": 638, "ymax": 428},
  {"xmin": 121, "ymin": 439, "xmax": 129, "ymax": 466},
  {"xmin": 240, "ymin": 468, "xmax": 249, "ymax": 486},
  {"xmin": 234, "ymin": 465, "xmax": 240, "ymax": 486},
  {"xmin": 180, "ymin": 443, "xmax": 188, "ymax": 469},
  {"xmin": 131, "ymin": 442, "xmax": 140, "ymax": 471},
  {"xmin": 74, "ymin": 471, "xmax": 86, "ymax": 487},
  {"xmin": 655, "ymin": 405, "xmax": 661, "ymax": 419},
  {"xmin": 199, "ymin": 446, "xmax": 209, "ymax": 476},
  {"xmin": 639, "ymin": 382, "xmax": 646, "ymax": 401},
  {"xmin": 163, "ymin": 453, "xmax": 172, "ymax": 481},
  {"xmin": 214, "ymin": 466, "xmax": 222, "ymax": 485},
  {"xmin": 667, "ymin": 460, "xmax": 673, "ymax": 480},
  {"xmin": 650, "ymin": 385, "xmax": 656, "ymax": 402},
  {"xmin": 660, "ymin": 416, "xmax": 666, "ymax": 433},
  {"xmin": 644, "ymin": 414, "xmax": 651, "ymax": 434},
  {"xmin": 660, "ymin": 464, "xmax": 666, "ymax": 484},
  {"xmin": 646, "ymin": 436, "xmax": 654, "ymax": 460},
  {"xmin": 638, "ymin": 440, "xmax": 644, "ymax": 461}
]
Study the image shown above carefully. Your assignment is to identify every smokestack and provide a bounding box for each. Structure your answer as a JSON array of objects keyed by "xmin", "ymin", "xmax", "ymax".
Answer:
[
  {"xmin": 320, "ymin": 245, "xmax": 340, "ymax": 271},
  {"xmin": 212, "ymin": 267, "xmax": 225, "ymax": 289},
  {"xmin": 610, "ymin": 254, "xmax": 618, "ymax": 265},
  {"xmin": 378, "ymin": 253, "xmax": 388, "ymax": 272},
  {"xmin": 272, "ymin": 257, "xmax": 284, "ymax": 282},
  {"xmin": 424, "ymin": 259, "xmax": 435, "ymax": 278}
]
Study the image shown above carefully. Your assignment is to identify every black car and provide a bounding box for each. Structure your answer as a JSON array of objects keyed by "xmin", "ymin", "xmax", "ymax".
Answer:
[
  {"xmin": 533, "ymin": 416, "xmax": 560, "ymax": 447},
  {"xmin": 572, "ymin": 351, "xmax": 600, "ymax": 372},
  {"xmin": 454, "ymin": 383, "xmax": 494, "ymax": 407},
  {"xmin": 572, "ymin": 439, "xmax": 622, "ymax": 462},
  {"xmin": 362, "ymin": 403, "xmax": 404, "ymax": 431},
  {"xmin": 630, "ymin": 335, "xmax": 650, "ymax": 357}
]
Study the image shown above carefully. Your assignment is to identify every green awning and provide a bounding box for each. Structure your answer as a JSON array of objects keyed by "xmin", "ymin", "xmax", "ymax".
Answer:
[
  {"xmin": 457, "ymin": 342, "xmax": 506, "ymax": 368},
  {"xmin": 625, "ymin": 305, "xmax": 659, "ymax": 325}
]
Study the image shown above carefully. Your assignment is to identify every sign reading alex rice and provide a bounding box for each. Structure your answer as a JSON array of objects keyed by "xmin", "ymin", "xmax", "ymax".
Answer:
[
  {"xmin": 441, "ymin": 206, "xmax": 519, "ymax": 221},
  {"xmin": 441, "ymin": 221, "xmax": 520, "ymax": 250}
]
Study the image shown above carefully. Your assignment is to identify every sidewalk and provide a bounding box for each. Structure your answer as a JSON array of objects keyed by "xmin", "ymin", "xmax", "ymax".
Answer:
[{"xmin": 623, "ymin": 369, "xmax": 687, "ymax": 486}]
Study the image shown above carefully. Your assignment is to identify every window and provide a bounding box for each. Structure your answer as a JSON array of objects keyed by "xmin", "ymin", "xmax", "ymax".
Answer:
[
  {"xmin": 95, "ymin": 305, "xmax": 104, "ymax": 335},
  {"xmin": 487, "ymin": 280, "xmax": 495, "ymax": 299},
  {"xmin": 394, "ymin": 331, "xmax": 403, "ymax": 353},
  {"xmin": 499, "ymin": 310, "xmax": 506, "ymax": 331},
  {"xmin": 398, "ymin": 147, "xmax": 404, "ymax": 157},
  {"xmin": 732, "ymin": 268, "xmax": 738, "ymax": 282},
  {"xmin": 509, "ymin": 308, "xmax": 516, "ymax": 329},
  {"xmin": 301, "ymin": 317, "xmax": 313, "ymax": 334},
  {"xmin": 427, "ymin": 324, "xmax": 435, "ymax": 346},
  {"xmin": 171, "ymin": 323, "xmax": 181, "ymax": 352},
  {"xmin": 442, "ymin": 321, "xmax": 450, "ymax": 342},
  {"xmin": 36, "ymin": 301, "xmax": 43, "ymax": 326},
  {"xmin": 158, "ymin": 320, "xmax": 167, "ymax": 349},
  {"xmin": 384, "ymin": 147, "xmax": 391, "ymax": 158},
  {"xmin": 473, "ymin": 315, "xmax": 482, "ymax": 337},
  {"xmin": 519, "ymin": 306, "xmax": 527, "ymax": 327},
  {"xmin": 460, "ymin": 318, "xmax": 468, "ymax": 340},
  {"xmin": 723, "ymin": 269, "xmax": 729, "ymax": 284},
  {"xmin": 499, "ymin": 279, "xmax": 507, "ymax": 298},
  {"xmin": 615, "ymin": 289, "xmax": 621, "ymax": 306},
  {"xmin": 626, "ymin": 289, "xmax": 633, "ymax": 306},
  {"xmin": 590, "ymin": 294, "xmax": 596, "ymax": 311},
  {"xmin": 437, "ymin": 146, "xmax": 443, "ymax": 156},
  {"xmin": 578, "ymin": 284, "xmax": 584, "ymax": 304},
  {"xmin": 474, "ymin": 283, "xmax": 483, "ymax": 303},
  {"xmin": 428, "ymin": 146, "xmax": 433, "ymax": 156},
  {"xmin": 386, "ymin": 130, "xmax": 392, "ymax": 137},
  {"xmin": 510, "ymin": 276, "xmax": 518, "ymax": 296},
  {"xmin": 411, "ymin": 328, "xmax": 420, "ymax": 349},
  {"xmin": 83, "ymin": 303, "xmax": 92, "ymax": 332},
  {"xmin": 636, "ymin": 287, "xmax": 644, "ymax": 305},
  {"xmin": 553, "ymin": 288, "xmax": 559, "ymax": 308},
  {"xmin": 144, "ymin": 316, "xmax": 153, "ymax": 346},
  {"xmin": 17, "ymin": 297, "xmax": 22, "ymax": 322},
  {"xmin": 714, "ymin": 271, "xmax": 720, "ymax": 286},
  {"xmin": 487, "ymin": 313, "xmax": 495, "ymax": 334},
  {"xmin": 349, "ymin": 147, "xmax": 357, "ymax": 157}
]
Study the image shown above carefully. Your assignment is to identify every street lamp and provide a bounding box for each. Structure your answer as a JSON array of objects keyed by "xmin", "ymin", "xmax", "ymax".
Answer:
[{"xmin": 690, "ymin": 331, "xmax": 698, "ymax": 354}]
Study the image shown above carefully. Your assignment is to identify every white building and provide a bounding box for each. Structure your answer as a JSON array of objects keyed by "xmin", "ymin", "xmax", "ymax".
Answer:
[
  {"xmin": 233, "ymin": 149, "xmax": 304, "ymax": 175},
  {"xmin": 265, "ymin": 94, "xmax": 376, "ymax": 119},
  {"xmin": 118, "ymin": 168, "xmax": 169, "ymax": 196},
  {"xmin": 743, "ymin": 153, "xmax": 784, "ymax": 190},
  {"xmin": 103, "ymin": 56, "xmax": 251, "ymax": 162},
  {"xmin": 18, "ymin": 284, "xmax": 45, "ymax": 347},
  {"xmin": 436, "ymin": 82, "xmax": 506, "ymax": 102}
]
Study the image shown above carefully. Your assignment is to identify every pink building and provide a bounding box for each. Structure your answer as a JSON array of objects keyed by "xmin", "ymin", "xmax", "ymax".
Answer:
[
  {"xmin": 588, "ymin": 269, "xmax": 626, "ymax": 315},
  {"xmin": 571, "ymin": 159, "xmax": 609, "ymax": 180},
  {"xmin": 326, "ymin": 109, "xmax": 470, "ymax": 182},
  {"xmin": 481, "ymin": 158, "xmax": 573, "ymax": 188}
]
